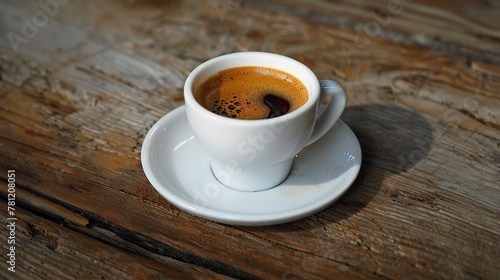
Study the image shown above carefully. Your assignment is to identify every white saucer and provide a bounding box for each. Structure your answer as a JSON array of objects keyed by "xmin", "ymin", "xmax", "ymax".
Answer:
[{"xmin": 141, "ymin": 106, "xmax": 362, "ymax": 226}]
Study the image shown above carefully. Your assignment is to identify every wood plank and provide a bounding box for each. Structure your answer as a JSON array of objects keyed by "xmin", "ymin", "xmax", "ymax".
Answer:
[
  {"xmin": 249, "ymin": 0, "xmax": 500, "ymax": 63},
  {"xmin": 0, "ymin": 0, "xmax": 498, "ymax": 279},
  {"xmin": 0, "ymin": 192, "xmax": 232, "ymax": 279}
]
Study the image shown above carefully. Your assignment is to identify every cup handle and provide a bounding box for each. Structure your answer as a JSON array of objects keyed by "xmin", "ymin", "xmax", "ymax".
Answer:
[{"xmin": 306, "ymin": 80, "xmax": 348, "ymax": 146}]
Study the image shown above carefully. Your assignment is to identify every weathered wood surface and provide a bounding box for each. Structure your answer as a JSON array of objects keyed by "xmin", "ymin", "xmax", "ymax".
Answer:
[{"xmin": 0, "ymin": 0, "xmax": 498, "ymax": 279}]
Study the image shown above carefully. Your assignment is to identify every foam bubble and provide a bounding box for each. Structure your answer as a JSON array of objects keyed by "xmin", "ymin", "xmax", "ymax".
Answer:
[{"xmin": 195, "ymin": 66, "xmax": 308, "ymax": 120}]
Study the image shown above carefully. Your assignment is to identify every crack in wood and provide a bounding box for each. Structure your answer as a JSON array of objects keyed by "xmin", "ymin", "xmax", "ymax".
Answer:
[{"xmin": 0, "ymin": 179, "xmax": 261, "ymax": 280}]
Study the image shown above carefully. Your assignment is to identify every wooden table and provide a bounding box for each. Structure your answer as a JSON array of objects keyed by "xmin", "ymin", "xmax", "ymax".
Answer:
[{"xmin": 1, "ymin": 0, "xmax": 498, "ymax": 279}]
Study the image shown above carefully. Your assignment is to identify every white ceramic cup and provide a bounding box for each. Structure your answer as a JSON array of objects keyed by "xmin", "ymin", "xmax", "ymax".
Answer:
[{"xmin": 184, "ymin": 52, "xmax": 347, "ymax": 191}]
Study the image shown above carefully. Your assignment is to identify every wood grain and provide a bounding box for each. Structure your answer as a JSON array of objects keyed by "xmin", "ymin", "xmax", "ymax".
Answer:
[
  {"xmin": 0, "ymin": 196, "xmax": 231, "ymax": 279},
  {"xmin": 0, "ymin": 0, "xmax": 498, "ymax": 279}
]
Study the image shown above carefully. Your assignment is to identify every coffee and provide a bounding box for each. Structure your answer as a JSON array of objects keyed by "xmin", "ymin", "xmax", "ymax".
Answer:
[{"xmin": 195, "ymin": 66, "xmax": 308, "ymax": 120}]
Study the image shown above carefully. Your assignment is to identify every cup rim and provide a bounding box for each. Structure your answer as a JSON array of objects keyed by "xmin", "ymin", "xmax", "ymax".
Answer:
[{"xmin": 184, "ymin": 52, "xmax": 320, "ymax": 126}]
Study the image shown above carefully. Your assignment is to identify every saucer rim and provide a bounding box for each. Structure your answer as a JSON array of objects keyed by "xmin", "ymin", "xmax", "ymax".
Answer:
[{"xmin": 141, "ymin": 106, "xmax": 362, "ymax": 226}]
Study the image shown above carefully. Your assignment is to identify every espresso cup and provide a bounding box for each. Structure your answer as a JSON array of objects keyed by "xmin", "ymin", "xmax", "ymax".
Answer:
[{"xmin": 184, "ymin": 52, "xmax": 347, "ymax": 191}]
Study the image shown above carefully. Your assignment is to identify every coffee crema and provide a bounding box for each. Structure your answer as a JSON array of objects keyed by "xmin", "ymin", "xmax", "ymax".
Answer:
[{"xmin": 195, "ymin": 66, "xmax": 308, "ymax": 120}]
